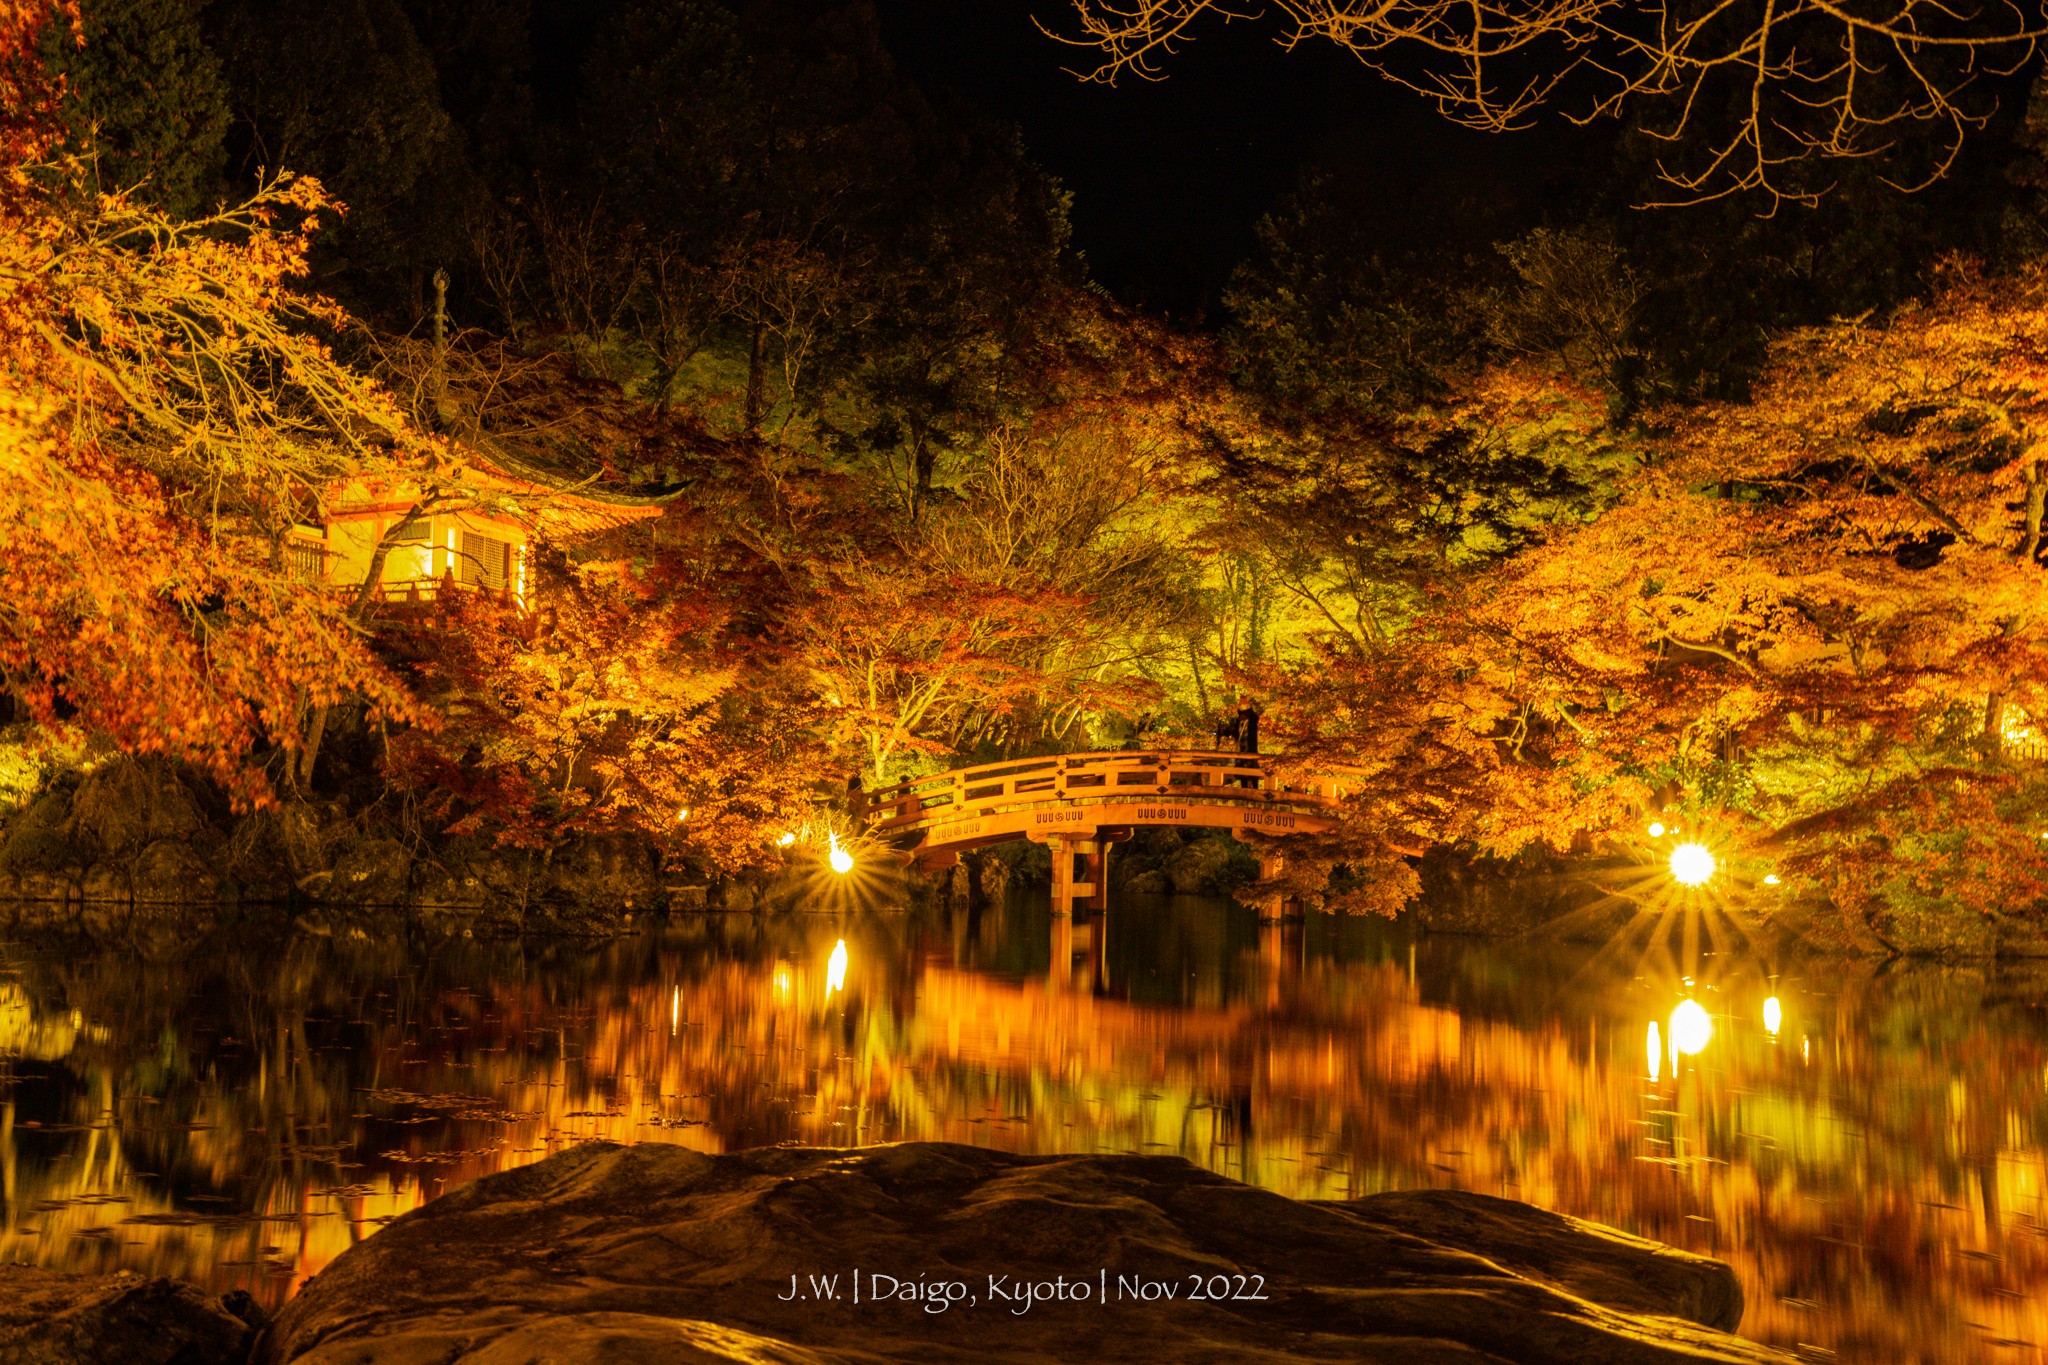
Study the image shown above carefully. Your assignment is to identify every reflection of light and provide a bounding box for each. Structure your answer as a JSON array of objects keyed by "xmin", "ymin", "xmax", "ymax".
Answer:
[
  {"xmin": 675, "ymin": 808, "xmax": 690, "ymax": 823},
  {"xmin": 826, "ymin": 939, "xmax": 848, "ymax": 993},
  {"xmin": 670, "ymin": 986, "xmax": 679, "ymax": 1037},
  {"xmin": 1670, "ymin": 999, "xmax": 1713, "ymax": 1055},
  {"xmin": 777, "ymin": 832, "xmax": 797, "ymax": 847},
  {"xmin": 1646, "ymin": 1021, "xmax": 1662, "ymax": 1082},
  {"xmin": 1763, "ymin": 873, "xmax": 1780, "ymax": 886},
  {"xmin": 1647, "ymin": 821, "xmax": 1666, "ymax": 838},
  {"xmin": 773, "ymin": 966, "xmax": 793, "ymax": 999},
  {"xmin": 828, "ymin": 832, "xmax": 854, "ymax": 875},
  {"xmin": 1669, "ymin": 842, "xmax": 1716, "ymax": 886},
  {"xmin": 1763, "ymin": 996, "xmax": 1782, "ymax": 1036}
]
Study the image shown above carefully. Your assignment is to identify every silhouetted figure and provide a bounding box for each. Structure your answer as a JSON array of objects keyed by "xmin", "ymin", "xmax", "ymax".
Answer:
[
  {"xmin": 1237, "ymin": 700, "xmax": 1261, "ymax": 754},
  {"xmin": 844, "ymin": 774, "xmax": 869, "ymax": 825},
  {"xmin": 1213, "ymin": 711, "xmax": 1239, "ymax": 751}
]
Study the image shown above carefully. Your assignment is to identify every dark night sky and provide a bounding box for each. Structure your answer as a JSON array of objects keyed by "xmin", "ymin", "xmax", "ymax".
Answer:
[{"xmin": 872, "ymin": 0, "xmax": 1564, "ymax": 317}]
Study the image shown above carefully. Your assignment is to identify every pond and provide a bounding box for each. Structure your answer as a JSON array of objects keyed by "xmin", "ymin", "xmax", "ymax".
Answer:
[{"xmin": 1, "ymin": 893, "xmax": 2044, "ymax": 1362}]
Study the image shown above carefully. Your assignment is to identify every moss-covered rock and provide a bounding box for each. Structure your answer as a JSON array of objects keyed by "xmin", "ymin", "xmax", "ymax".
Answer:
[
  {"xmin": 323, "ymin": 837, "xmax": 414, "ymax": 906},
  {"xmin": 63, "ymin": 759, "xmax": 211, "ymax": 863},
  {"xmin": 133, "ymin": 838, "xmax": 218, "ymax": 904},
  {"xmin": 542, "ymin": 831, "xmax": 660, "ymax": 910}
]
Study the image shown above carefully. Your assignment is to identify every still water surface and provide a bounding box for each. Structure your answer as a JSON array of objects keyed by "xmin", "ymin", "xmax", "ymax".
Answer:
[{"xmin": 2, "ymin": 895, "xmax": 2046, "ymax": 1361}]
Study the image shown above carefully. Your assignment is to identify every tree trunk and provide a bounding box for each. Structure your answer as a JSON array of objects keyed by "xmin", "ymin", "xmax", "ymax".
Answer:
[
  {"xmin": 912, "ymin": 427, "xmax": 934, "ymax": 514},
  {"xmin": 426, "ymin": 268, "xmax": 454, "ymax": 432},
  {"xmin": 744, "ymin": 321, "xmax": 766, "ymax": 429},
  {"xmin": 653, "ymin": 355, "xmax": 678, "ymax": 413},
  {"xmin": 2021, "ymin": 458, "xmax": 2045, "ymax": 564},
  {"xmin": 298, "ymin": 704, "xmax": 330, "ymax": 788},
  {"xmin": 349, "ymin": 501, "xmax": 433, "ymax": 618}
]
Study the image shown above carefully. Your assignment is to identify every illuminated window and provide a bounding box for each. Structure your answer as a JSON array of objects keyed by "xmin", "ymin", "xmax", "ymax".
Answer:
[{"xmin": 461, "ymin": 531, "xmax": 511, "ymax": 589}]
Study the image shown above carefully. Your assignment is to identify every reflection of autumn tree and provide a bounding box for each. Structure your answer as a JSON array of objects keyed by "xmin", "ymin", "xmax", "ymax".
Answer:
[{"xmin": 17, "ymin": 918, "xmax": 2048, "ymax": 1356}]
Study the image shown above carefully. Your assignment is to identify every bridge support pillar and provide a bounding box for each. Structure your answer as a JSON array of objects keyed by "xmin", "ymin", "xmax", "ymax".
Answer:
[
  {"xmin": 1042, "ymin": 832, "xmax": 1107, "ymax": 916},
  {"xmin": 1047, "ymin": 835, "xmax": 1073, "ymax": 916},
  {"xmin": 1080, "ymin": 839, "xmax": 1108, "ymax": 914},
  {"xmin": 1250, "ymin": 844, "xmax": 1299, "ymax": 923}
]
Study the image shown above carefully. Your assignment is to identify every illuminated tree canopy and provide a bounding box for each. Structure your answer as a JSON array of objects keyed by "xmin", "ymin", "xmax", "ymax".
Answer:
[{"xmin": 0, "ymin": 0, "xmax": 2043, "ymax": 930}]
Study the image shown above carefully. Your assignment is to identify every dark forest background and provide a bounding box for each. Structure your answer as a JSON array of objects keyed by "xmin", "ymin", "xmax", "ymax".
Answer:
[{"xmin": 45, "ymin": 0, "xmax": 2048, "ymax": 423}]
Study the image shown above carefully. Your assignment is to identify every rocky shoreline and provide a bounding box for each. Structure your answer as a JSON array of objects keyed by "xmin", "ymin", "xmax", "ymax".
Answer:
[
  {"xmin": 7, "ymin": 1141, "xmax": 1793, "ymax": 1364},
  {"xmin": 0, "ymin": 758, "xmax": 685, "ymax": 936},
  {"xmin": 0, "ymin": 757, "xmax": 1339, "ymax": 939},
  {"xmin": 0, "ymin": 755, "xmax": 1879, "ymax": 949}
]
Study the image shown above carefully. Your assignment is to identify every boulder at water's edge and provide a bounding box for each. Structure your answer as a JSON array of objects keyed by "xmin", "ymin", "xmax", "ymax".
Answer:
[{"xmin": 261, "ymin": 1141, "xmax": 1792, "ymax": 1364}]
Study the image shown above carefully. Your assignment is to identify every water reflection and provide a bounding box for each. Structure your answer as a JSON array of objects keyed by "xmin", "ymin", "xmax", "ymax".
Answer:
[{"xmin": 1, "ymin": 897, "xmax": 2045, "ymax": 1362}]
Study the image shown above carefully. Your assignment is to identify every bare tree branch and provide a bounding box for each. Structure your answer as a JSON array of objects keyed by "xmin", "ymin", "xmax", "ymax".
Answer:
[{"xmin": 1043, "ymin": 0, "xmax": 2045, "ymax": 203}]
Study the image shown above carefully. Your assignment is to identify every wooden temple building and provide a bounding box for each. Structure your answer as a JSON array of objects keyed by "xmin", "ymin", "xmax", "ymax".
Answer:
[{"xmin": 288, "ymin": 458, "xmax": 665, "ymax": 606}]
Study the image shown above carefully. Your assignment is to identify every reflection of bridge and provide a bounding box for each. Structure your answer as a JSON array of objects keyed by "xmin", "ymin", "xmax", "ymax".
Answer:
[{"xmin": 867, "ymin": 751, "xmax": 1353, "ymax": 916}]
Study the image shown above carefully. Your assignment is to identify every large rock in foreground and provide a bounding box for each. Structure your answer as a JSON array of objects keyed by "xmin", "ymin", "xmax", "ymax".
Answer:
[{"xmin": 263, "ymin": 1142, "xmax": 1789, "ymax": 1364}]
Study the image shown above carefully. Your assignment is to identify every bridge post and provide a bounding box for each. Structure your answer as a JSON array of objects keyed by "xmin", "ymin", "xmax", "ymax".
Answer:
[
  {"xmin": 1250, "ymin": 844, "xmax": 1297, "ymax": 923},
  {"xmin": 1045, "ymin": 832, "xmax": 1107, "ymax": 916},
  {"xmin": 1079, "ymin": 836, "xmax": 1108, "ymax": 914},
  {"xmin": 1047, "ymin": 835, "xmax": 1074, "ymax": 916}
]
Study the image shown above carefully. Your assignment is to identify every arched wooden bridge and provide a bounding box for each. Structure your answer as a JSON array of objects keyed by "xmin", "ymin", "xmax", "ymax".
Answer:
[{"xmin": 865, "ymin": 750, "xmax": 1355, "ymax": 915}]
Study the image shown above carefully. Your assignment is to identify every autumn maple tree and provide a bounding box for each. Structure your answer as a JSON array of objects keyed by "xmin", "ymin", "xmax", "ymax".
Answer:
[
  {"xmin": 1256, "ymin": 268, "xmax": 2048, "ymax": 942},
  {"xmin": 381, "ymin": 538, "xmax": 833, "ymax": 872},
  {"xmin": 0, "ymin": 0, "xmax": 444, "ymax": 803}
]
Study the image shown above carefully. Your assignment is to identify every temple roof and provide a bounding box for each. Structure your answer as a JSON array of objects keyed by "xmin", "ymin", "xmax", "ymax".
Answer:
[{"xmin": 324, "ymin": 450, "xmax": 668, "ymax": 540}]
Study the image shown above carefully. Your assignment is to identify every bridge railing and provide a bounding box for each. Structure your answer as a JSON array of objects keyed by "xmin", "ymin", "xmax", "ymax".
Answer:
[{"xmin": 863, "ymin": 750, "xmax": 1355, "ymax": 835}]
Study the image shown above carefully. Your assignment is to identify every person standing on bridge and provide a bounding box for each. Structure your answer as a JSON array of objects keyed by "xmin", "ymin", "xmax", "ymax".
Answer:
[{"xmin": 1236, "ymin": 697, "xmax": 1261, "ymax": 755}]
